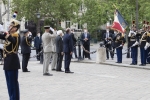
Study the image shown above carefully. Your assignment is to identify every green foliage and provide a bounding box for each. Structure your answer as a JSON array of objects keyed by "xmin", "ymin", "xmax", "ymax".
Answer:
[{"xmin": 11, "ymin": 0, "xmax": 150, "ymax": 34}]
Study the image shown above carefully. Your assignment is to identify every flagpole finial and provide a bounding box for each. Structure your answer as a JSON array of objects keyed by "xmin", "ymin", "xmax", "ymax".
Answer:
[{"xmin": 113, "ymin": 4, "xmax": 117, "ymax": 9}]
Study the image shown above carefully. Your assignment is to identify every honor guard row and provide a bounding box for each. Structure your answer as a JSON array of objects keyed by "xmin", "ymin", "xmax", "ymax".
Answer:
[{"xmin": 128, "ymin": 20, "xmax": 150, "ymax": 66}]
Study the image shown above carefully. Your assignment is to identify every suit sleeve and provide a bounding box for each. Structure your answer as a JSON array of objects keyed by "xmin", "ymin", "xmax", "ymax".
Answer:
[
  {"xmin": 72, "ymin": 34, "xmax": 77, "ymax": 42},
  {"xmin": 88, "ymin": 34, "xmax": 91, "ymax": 40},
  {"xmin": 34, "ymin": 37, "xmax": 37, "ymax": 47},
  {"xmin": 69, "ymin": 35, "xmax": 73, "ymax": 52},
  {"xmin": 48, "ymin": 33, "xmax": 57, "ymax": 38}
]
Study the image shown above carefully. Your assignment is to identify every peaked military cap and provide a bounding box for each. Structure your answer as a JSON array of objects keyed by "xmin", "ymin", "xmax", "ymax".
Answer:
[
  {"xmin": 23, "ymin": 29, "xmax": 29, "ymax": 34},
  {"xmin": 44, "ymin": 25, "xmax": 50, "ymax": 29},
  {"xmin": 10, "ymin": 19, "xmax": 20, "ymax": 29}
]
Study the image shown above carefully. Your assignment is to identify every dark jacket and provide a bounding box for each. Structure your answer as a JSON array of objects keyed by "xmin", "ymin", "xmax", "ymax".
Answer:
[
  {"xmin": 56, "ymin": 35, "xmax": 63, "ymax": 53},
  {"xmin": 63, "ymin": 33, "xmax": 73, "ymax": 53},
  {"xmin": 140, "ymin": 31, "xmax": 147, "ymax": 48},
  {"xmin": 103, "ymin": 32, "xmax": 113, "ymax": 45},
  {"xmin": 81, "ymin": 33, "xmax": 91, "ymax": 45},
  {"xmin": 21, "ymin": 35, "xmax": 32, "ymax": 54},
  {"xmin": 34, "ymin": 36, "xmax": 42, "ymax": 49},
  {"xmin": 0, "ymin": 33, "xmax": 20, "ymax": 70},
  {"xmin": 113, "ymin": 33, "xmax": 126, "ymax": 48},
  {"xmin": 70, "ymin": 33, "xmax": 77, "ymax": 46}
]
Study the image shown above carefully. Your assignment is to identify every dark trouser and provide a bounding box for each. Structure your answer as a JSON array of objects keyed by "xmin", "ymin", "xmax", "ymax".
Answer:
[
  {"xmin": 36, "ymin": 48, "xmax": 41, "ymax": 60},
  {"xmin": 131, "ymin": 46, "xmax": 138, "ymax": 64},
  {"xmin": 56, "ymin": 53, "xmax": 63, "ymax": 71},
  {"xmin": 140, "ymin": 47, "xmax": 147, "ymax": 65},
  {"xmin": 73, "ymin": 47, "xmax": 77, "ymax": 58},
  {"xmin": 83, "ymin": 44, "xmax": 90, "ymax": 59},
  {"xmin": 22, "ymin": 53, "xmax": 30, "ymax": 71},
  {"xmin": 64, "ymin": 52, "xmax": 72, "ymax": 71},
  {"xmin": 146, "ymin": 47, "xmax": 150, "ymax": 63},
  {"xmin": 106, "ymin": 44, "xmax": 113, "ymax": 59},
  {"xmin": 116, "ymin": 47, "xmax": 122, "ymax": 63},
  {"xmin": 40, "ymin": 51, "xmax": 43, "ymax": 64},
  {"xmin": 5, "ymin": 70, "xmax": 20, "ymax": 100}
]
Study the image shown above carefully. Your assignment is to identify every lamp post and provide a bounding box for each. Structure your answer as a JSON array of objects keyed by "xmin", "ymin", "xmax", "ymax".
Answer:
[{"xmin": 36, "ymin": 12, "xmax": 41, "ymax": 33}]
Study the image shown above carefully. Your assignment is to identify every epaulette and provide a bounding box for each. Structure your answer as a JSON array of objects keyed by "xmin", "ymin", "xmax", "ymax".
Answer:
[
  {"xmin": 147, "ymin": 32, "xmax": 150, "ymax": 37},
  {"xmin": 11, "ymin": 32, "xmax": 19, "ymax": 37}
]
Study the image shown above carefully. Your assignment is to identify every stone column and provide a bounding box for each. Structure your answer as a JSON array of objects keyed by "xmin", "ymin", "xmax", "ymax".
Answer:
[{"xmin": 96, "ymin": 47, "xmax": 106, "ymax": 63}]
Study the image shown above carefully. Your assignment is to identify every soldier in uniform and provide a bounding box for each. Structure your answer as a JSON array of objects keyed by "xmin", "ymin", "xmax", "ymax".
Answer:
[
  {"xmin": 139, "ymin": 21, "xmax": 148, "ymax": 66},
  {"xmin": 21, "ymin": 29, "xmax": 32, "ymax": 72},
  {"xmin": 0, "ymin": 20, "xmax": 20, "ymax": 100},
  {"xmin": 113, "ymin": 31, "xmax": 126, "ymax": 63},
  {"xmin": 145, "ymin": 23, "xmax": 150, "ymax": 64},
  {"xmin": 128, "ymin": 21, "xmax": 139, "ymax": 65}
]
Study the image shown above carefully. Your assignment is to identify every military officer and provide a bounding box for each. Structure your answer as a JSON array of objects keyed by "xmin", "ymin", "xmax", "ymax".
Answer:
[
  {"xmin": 128, "ymin": 21, "xmax": 139, "ymax": 65},
  {"xmin": 21, "ymin": 29, "xmax": 32, "ymax": 72},
  {"xmin": 0, "ymin": 19, "xmax": 20, "ymax": 100},
  {"xmin": 139, "ymin": 21, "xmax": 148, "ymax": 66},
  {"xmin": 113, "ymin": 31, "xmax": 126, "ymax": 63},
  {"xmin": 145, "ymin": 23, "xmax": 150, "ymax": 64}
]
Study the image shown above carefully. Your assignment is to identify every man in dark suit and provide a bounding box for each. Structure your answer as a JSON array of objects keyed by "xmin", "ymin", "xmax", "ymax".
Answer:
[
  {"xmin": 81, "ymin": 28, "xmax": 91, "ymax": 59},
  {"xmin": 70, "ymin": 29, "xmax": 77, "ymax": 58},
  {"xmin": 34, "ymin": 33, "xmax": 42, "ymax": 61},
  {"xmin": 21, "ymin": 29, "xmax": 32, "ymax": 72},
  {"xmin": 63, "ymin": 28, "xmax": 74, "ymax": 73},
  {"xmin": 103, "ymin": 27, "xmax": 113, "ymax": 60},
  {"xmin": 56, "ymin": 30, "xmax": 64, "ymax": 72}
]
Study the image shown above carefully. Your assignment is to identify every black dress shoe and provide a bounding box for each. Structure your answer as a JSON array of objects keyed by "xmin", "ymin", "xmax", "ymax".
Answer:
[
  {"xmin": 52, "ymin": 69, "xmax": 56, "ymax": 71},
  {"xmin": 106, "ymin": 58, "xmax": 109, "ymax": 60},
  {"xmin": 88, "ymin": 58, "xmax": 91, "ymax": 60},
  {"xmin": 139, "ymin": 64, "xmax": 146, "ymax": 66},
  {"xmin": 115, "ymin": 62, "xmax": 119, "ymax": 63},
  {"xmin": 43, "ymin": 73, "xmax": 53, "ymax": 76},
  {"xmin": 56, "ymin": 70, "xmax": 64, "ymax": 72},
  {"xmin": 65, "ymin": 71, "xmax": 74, "ymax": 73},
  {"xmin": 23, "ymin": 70, "xmax": 30, "ymax": 72},
  {"xmin": 130, "ymin": 63, "xmax": 134, "ymax": 65}
]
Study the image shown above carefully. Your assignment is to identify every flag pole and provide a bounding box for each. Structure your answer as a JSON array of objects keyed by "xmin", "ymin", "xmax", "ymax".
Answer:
[{"xmin": 113, "ymin": 4, "xmax": 117, "ymax": 9}]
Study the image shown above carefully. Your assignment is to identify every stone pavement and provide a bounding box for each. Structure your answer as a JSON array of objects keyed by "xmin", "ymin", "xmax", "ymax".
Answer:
[{"xmin": 1, "ymin": 61, "xmax": 150, "ymax": 100}]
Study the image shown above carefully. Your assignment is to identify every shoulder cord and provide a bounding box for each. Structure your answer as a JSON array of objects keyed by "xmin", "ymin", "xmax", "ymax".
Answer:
[
  {"xmin": 3, "ymin": 36, "xmax": 18, "ymax": 54},
  {"xmin": 26, "ymin": 37, "xmax": 31, "ymax": 46}
]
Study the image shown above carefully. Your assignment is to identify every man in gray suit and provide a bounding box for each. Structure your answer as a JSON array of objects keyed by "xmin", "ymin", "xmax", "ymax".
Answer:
[
  {"xmin": 51, "ymin": 28, "xmax": 57, "ymax": 71},
  {"xmin": 42, "ymin": 26, "xmax": 57, "ymax": 76},
  {"xmin": 55, "ymin": 30, "xmax": 64, "ymax": 72}
]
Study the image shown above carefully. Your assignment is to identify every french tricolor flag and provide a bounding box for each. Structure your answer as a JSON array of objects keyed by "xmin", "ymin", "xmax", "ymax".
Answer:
[
  {"xmin": 12, "ymin": 11, "xmax": 18, "ymax": 19},
  {"xmin": 111, "ymin": 10, "xmax": 128, "ymax": 33}
]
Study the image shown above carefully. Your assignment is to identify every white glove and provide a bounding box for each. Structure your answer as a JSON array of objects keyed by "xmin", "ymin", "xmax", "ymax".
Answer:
[
  {"xmin": 128, "ymin": 30, "xmax": 136, "ymax": 37},
  {"xmin": 28, "ymin": 32, "xmax": 32, "ymax": 36},
  {"xmin": 120, "ymin": 44, "xmax": 123, "ymax": 47},
  {"xmin": 144, "ymin": 42, "xmax": 150, "ymax": 50},
  {"xmin": 128, "ymin": 30, "xmax": 132, "ymax": 37},
  {"xmin": 132, "ymin": 41, "xmax": 139, "ymax": 47},
  {"xmin": 144, "ymin": 46, "xmax": 148, "ymax": 50},
  {"xmin": 50, "ymin": 27, "xmax": 54, "ymax": 32},
  {"xmin": 146, "ymin": 42, "xmax": 150, "ymax": 48}
]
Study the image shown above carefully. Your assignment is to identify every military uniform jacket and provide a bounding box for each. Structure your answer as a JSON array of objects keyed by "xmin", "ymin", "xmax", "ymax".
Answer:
[
  {"xmin": 21, "ymin": 35, "xmax": 32, "ymax": 54},
  {"xmin": 113, "ymin": 33, "xmax": 126, "ymax": 48},
  {"xmin": 0, "ymin": 32, "xmax": 20, "ymax": 70},
  {"xmin": 140, "ymin": 31, "xmax": 147, "ymax": 48},
  {"xmin": 128, "ymin": 31, "xmax": 137, "ymax": 47},
  {"xmin": 42, "ymin": 32, "xmax": 57, "ymax": 53}
]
